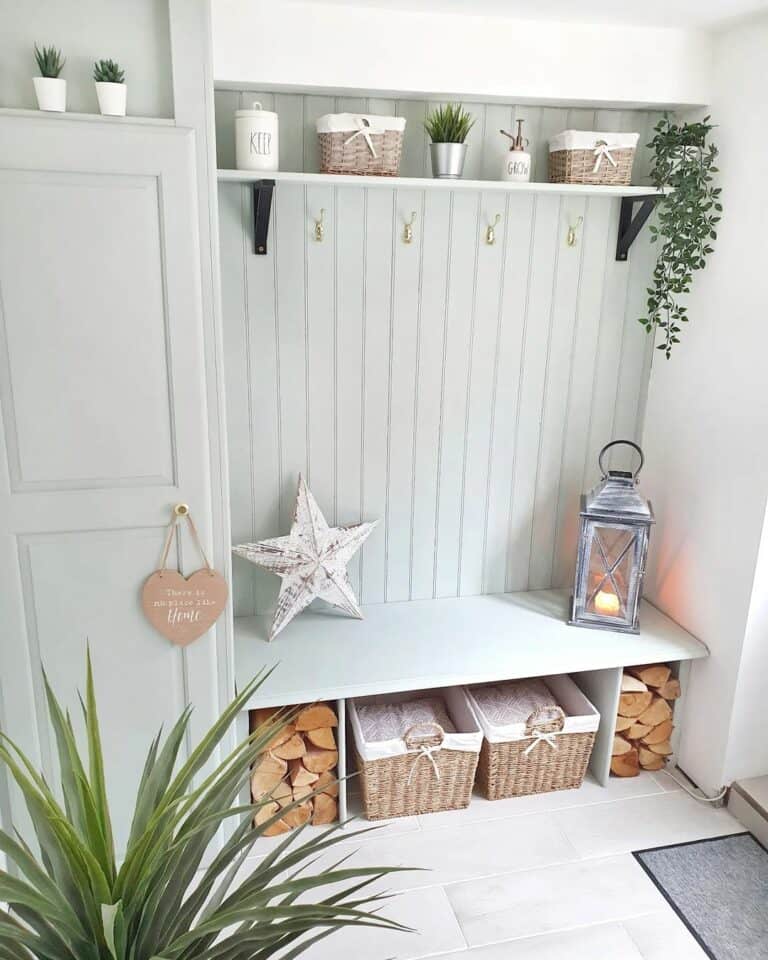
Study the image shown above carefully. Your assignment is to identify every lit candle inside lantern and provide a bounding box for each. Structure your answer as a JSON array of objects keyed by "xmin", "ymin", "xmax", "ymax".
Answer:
[{"xmin": 594, "ymin": 589, "xmax": 621, "ymax": 616}]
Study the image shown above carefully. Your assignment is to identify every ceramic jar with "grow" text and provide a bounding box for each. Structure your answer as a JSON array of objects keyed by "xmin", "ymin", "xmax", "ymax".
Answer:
[{"xmin": 235, "ymin": 101, "xmax": 279, "ymax": 172}]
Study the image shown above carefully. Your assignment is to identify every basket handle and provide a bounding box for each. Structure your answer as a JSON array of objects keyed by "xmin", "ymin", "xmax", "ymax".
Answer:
[
  {"xmin": 403, "ymin": 721, "xmax": 445, "ymax": 750},
  {"xmin": 524, "ymin": 704, "xmax": 566, "ymax": 736}
]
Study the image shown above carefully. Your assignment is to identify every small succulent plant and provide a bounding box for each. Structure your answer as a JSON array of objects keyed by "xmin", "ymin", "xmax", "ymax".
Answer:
[
  {"xmin": 424, "ymin": 103, "xmax": 475, "ymax": 144},
  {"xmin": 34, "ymin": 44, "xmax": 65, "ymax": 78},
  {"xmin": 93, "ymin": 58, "xmax": 125, "ymax": 83}
]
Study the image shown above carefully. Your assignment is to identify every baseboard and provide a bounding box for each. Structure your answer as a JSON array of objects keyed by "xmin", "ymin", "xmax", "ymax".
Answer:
[{"xmin": 728, "ymin": 776, "xmax": 768, "ymax": 847}]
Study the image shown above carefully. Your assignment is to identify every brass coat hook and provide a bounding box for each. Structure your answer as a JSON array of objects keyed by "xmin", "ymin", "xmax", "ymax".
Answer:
[
  {"xmin": 486, "ymin": 213, "xmax": 502, "ymax": 245},
  {"xmin": 313, "ymin": 208, "xmax": 325, "ymax": 242},
  {"xmin": 403, "ymin": 211, "xmax": 417, "ymax": 244},
  {"xmin": 567, "ymin": 215, "xmax": 584, "ymax": 247}
]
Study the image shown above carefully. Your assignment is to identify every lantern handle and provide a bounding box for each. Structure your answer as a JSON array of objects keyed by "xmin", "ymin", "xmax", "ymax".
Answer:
[{"xmin": 598, "ymin": 440, "xmax": 644, "ymax": 480}]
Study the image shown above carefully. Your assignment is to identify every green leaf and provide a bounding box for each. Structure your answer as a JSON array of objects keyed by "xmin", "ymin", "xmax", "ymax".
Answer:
[
  {"xmin": 82, "ymin": 649, "xmax": 116, "ymax": 882},
  {"xmin": 101, "ymin": 901, "xmax": 123, "ymax": 960}
]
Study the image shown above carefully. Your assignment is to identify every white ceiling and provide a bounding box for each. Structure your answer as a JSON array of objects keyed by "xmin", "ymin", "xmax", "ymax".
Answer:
[{"xmin": 310, "ymin": 0, "xmax": 768, "ymax": 29}]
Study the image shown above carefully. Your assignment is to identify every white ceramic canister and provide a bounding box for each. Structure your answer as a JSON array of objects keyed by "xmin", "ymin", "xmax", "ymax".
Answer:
[
  {"xmin": 235, "ymin": 101, "xmax": 279, "ymax": 172},
  {"xmin": 500, "ymin": 119, "xmax": 532, "ymax": 183}
]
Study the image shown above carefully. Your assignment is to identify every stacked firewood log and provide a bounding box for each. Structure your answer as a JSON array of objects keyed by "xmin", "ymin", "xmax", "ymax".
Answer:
[
  {"xmin": 611, "ymin": 664, "xmax": 681, "ymax": 777},
  {"xmin": 250, "ymin": 702, "xmax": 339, "ymax": 835}
]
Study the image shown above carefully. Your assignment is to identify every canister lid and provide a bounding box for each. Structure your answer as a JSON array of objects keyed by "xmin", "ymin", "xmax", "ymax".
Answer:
[{"xmin": 235, "ymin": 100, "xmax": 278, "ymax": 119}]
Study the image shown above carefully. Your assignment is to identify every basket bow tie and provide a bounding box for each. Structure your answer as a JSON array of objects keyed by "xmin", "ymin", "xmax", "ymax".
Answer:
[
  {"xmin": 406, "ymin": 743, "xmax": 442, "ymax": 784},
  {"xmin": 592, "ymin": 140, "xmax": 618, "ymax": 173},
  {"xmin": 344, "ymin": 118, "xmax": 378, "ymax": 158},
  {"xmin": 523, "ymin": 730, "xmax": 559, "ymax": 756}
]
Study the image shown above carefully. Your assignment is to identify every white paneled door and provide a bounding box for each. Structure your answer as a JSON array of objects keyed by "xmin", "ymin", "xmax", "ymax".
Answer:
[{"xmin": 0, "ymin": 116, "xmax": 222, "ymax": 853}]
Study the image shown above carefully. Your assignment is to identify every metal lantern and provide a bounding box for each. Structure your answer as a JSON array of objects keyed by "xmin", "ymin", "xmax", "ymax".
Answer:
[{"xmin": 569, "ymin": 440, "xmax": 654, "ymax": 634}]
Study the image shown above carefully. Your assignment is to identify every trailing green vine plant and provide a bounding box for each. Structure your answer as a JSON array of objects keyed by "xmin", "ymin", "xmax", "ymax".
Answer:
[{"xmin": 641, "ymin": 115, "xmax": 721, "ymax": 357}]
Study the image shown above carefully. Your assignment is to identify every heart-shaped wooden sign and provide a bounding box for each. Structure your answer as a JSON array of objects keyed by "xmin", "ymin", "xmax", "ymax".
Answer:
[{"xmin": 142, "ymin": 568, "xmax": 228, "ymax": 646}]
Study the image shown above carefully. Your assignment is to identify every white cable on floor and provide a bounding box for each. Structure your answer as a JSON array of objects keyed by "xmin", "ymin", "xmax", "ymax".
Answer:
[{"xmin": 659, "ymin": 767, "xmax": 728, "ymax": 803}]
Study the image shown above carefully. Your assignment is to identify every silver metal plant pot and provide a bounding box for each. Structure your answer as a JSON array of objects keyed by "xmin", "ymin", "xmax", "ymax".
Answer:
[{"xmin": 430, "ymin": 142, "xmax": 467, "ymax": 179}]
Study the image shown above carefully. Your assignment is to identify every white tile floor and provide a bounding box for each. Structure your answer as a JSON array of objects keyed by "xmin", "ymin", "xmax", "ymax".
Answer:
[{"xmin": 248, "ymin": 769, "xmax": 744, "ymax": 959}]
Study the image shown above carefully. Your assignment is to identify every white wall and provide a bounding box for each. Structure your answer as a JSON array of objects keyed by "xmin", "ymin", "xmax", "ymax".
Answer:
[
  {"xmin": 724, "ymin": 498, "xmax": 768, "ymax": 782},
  {"xmin": 642, "ymin": 13, "xmax": 768, "ymax": 794},
  {"xmin": 212, "ymin": 0, "xmax": 713, "ymax": 108},
  {"xmin": 0, "ymin": 0, "xmax": 173, "ymax": 117}
]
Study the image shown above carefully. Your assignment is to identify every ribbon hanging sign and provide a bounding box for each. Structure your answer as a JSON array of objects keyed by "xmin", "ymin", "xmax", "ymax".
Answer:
[{"xmin": 142, "ymin": 505, "xmax": 228, "ymax": 646}]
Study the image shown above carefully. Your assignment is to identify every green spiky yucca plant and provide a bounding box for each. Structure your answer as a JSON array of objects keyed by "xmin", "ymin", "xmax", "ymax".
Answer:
[
  {"xmin": 0, "ymin": 657, "xmax": 411, "ymax": 959},
  {"xmin": 93, "ymin": 60, "xmax": 125, "ymax": 84},
  {"xmin": 34, "ymin": 44, "xmax": 65, "ymax": 78},
  {"xmin": 424, "ymin": 104, "xmax": 475, "ymax": 143}
]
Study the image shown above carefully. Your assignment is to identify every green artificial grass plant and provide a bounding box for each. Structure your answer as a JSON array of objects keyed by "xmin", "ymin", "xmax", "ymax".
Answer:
[
  {"xmin": 424, "ymin": 103, "xmax": 475, "ymax": 143},
  {"xmin": 0, "ymin": 655, "xmax": 411, "ymax": 959}
]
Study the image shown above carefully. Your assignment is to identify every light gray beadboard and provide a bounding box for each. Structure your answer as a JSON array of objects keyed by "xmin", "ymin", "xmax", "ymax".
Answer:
[{"xmin": 217, "ymin": 91, "xmax": 661, "ymax": 616}]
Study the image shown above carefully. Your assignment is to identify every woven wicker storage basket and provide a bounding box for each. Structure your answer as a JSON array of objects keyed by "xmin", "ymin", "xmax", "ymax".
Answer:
[
  {"xmin": 467, "ymin": 676, "xmax": 599, "ymax": 800},
  {"xmin": 548, "ymin": 130, "xmax": 639, "ymax": 186},
  {"xmin": 349, "ymin": 689, "xmax": 482, "ymax": 820},
  {"xmin": 317, "ymin": 113, "xmax": 405, "ymax": 176}
]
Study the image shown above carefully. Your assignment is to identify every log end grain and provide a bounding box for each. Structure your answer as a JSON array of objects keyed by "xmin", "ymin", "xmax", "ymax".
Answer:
[{"xmin": 611, "ymin": 748, "xmax": 640, "ymax": 777}]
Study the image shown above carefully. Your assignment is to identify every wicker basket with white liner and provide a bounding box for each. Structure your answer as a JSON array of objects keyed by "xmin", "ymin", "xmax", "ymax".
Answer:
[
  {"xmin": 317, "ymin": 113, "xmax": 406, "ymax": 176},
  {"xmin": 466, "ymin": 675, "xmax": 599, "ymax": 800},
  {"xmin": 349, "ymin": 688, "xmax": 482, "ymax": 820},
  {"xmin": 549, "ymin": 130, "xmax": 639, "ymax": 185}
]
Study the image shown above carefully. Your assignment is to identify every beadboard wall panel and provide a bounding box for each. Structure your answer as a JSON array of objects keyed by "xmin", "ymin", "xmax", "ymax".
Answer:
[{"xmin": 217, "ymin": 92, "xmax": 660, "ymax": 616}]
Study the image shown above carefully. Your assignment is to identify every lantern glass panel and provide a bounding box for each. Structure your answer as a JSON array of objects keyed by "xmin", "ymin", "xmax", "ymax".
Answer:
[
  {"xmin": 571, "ymin": 518, "xmax": 648, "ymax": 631},
  {"xmin": 584, "ymin": 523, "xmax": 637, "ymax": 620}
]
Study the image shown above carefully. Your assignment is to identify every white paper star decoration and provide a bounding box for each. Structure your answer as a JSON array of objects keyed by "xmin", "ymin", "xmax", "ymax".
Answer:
[{"xmin": 233, "ymin": 475, "xmax": 378, "ymax": 641}]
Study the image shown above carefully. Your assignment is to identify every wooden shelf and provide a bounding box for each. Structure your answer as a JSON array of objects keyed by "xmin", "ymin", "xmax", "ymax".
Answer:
[
  {"xmin": 0, "ymin": 107, "xmax": 175, "ymax": 126},
  {"xmin": 217, "ymin": 169, "xmax": 666, "ymax": 198},
  {"xmin": 234, "ymin": 589, "xmax": 707, "ymax": 710}
]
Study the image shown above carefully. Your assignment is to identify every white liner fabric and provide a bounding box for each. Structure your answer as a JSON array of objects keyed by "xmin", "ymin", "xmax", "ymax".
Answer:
[
  {"xmin": 316, "ymin": 113, "xmax": 407, "ymax": 135},
  {"xmin": 349, "ymin": 688, "xmax": 483, "ymax": 762},
  {"xmin": 465, "ymin": 675, "xmax": 600, "ymax": 744},
  {"xmin": 470, "ymin": 678, "xmax": 553, "ymax": 726},
  {"xmin": 357, "ymin": 697, "xmax": 456, "ymax": 742},
  {"xmin": 549, "ymin": 130, "xmax": 639, "ymax": 152}
]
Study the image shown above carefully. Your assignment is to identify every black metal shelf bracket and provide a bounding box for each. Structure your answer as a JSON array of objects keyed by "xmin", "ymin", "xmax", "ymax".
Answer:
[
  {"xmin": 252, "ymin": 180, "xmax": 275, "ymax": 255},
  {"xmin": 616, "ymin": 194, "xmax": 661, "ymax": 262}
]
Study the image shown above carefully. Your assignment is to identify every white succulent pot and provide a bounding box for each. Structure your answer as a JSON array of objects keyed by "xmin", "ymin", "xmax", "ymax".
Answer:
[
  {"xmin": 95, "ymin": 82, "xmax": 127, "ymax": 117},
  {"xmin": 33, "ymin": 76, "xmax": 66, "ymax": 112}
]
